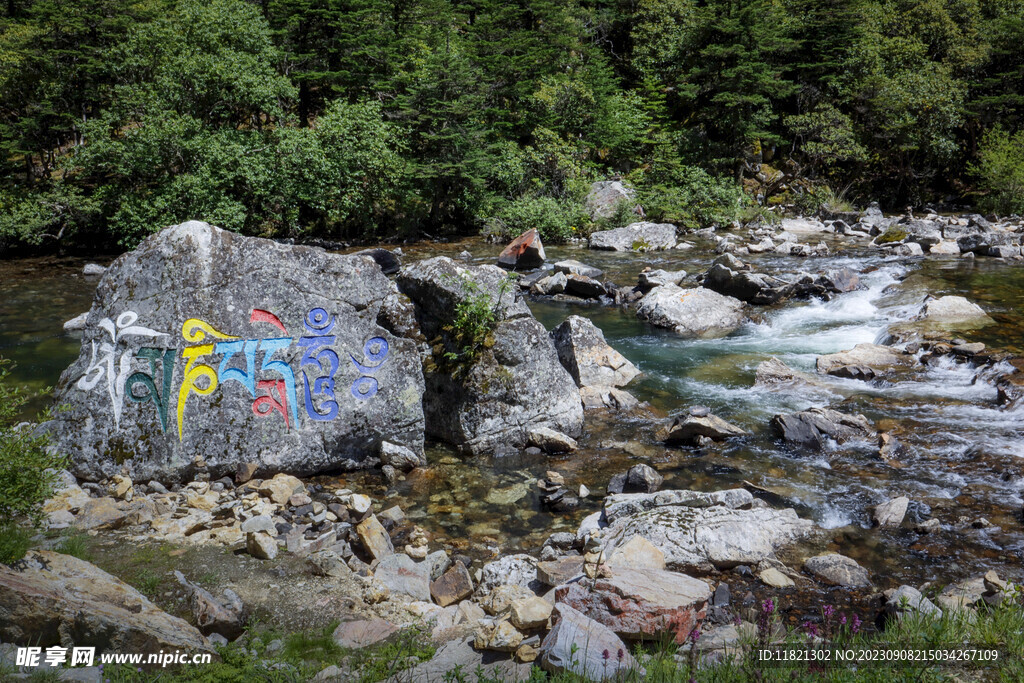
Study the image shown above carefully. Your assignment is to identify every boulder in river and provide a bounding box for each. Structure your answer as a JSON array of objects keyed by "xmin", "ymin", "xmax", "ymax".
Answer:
[
  {"xmin": 770, "ymin": 407, "xmax": 875, "ymax": 451},
  {"xmin": 635, "ymin": 285, "xmax": 746, "ymax": 339},
  {"xmin": 0, "ymin": 550, "xmax": 212, "ymax": 655},
  {"xmin": 589, "ymin": 222, "xmax": 677, "ymax": 251},
  {"xmin": 637, "ymin": 268, "xmax": 687, "ymax": 291},
  {"xmin": 816, "ymin": 343, "xmax": 914, "ymax": 379},
  {"xmin": 803, "ymin": 553, "xmax": 871, "ymax": 588},
  {"xmin": 550, "ymin": 315, "xmax": 639, "ymax": 389},
  {"xmin": 398, "ymin": 257, "xmax": 582, "ymax": 455},
  {"xmin": 552, "ymin": 259, "xmax": 603, "ymax": 279},
  {"xmin": 661, "ymin": 409, "xmax": 749, "ymax": 446},
  {"xmin": 497, "ymin": 229, "xmax": 546, "ymax": 270},
  {"xmin": 598, "ymin": 488, "xmax": 817, "ymax": 572},
  {"xmin": 703, "ymin": 263, "xmax": 793, "ymax": 304},
  {"xmin": 754, "ymin": 358, "xmax": 827, "ymax": 391},
  {"xmin": 916, "ymin": 296, "xmax": 992, "ymax": 324},
  {"xmin": 51, "ymin": 221, "xmax": 426, "ymax": 484}
]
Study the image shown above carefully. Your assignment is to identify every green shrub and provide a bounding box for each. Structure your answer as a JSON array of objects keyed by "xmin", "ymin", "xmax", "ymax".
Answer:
[
  {"xmin": 0, "ymin": 525, "xmax": 33, "ymax": 565},
  {"xmin": 971, "ymin": 127, "xmax": 1024, "ymax": 215},
  {"xmin": 438, "ymin": 274, "xmax": 515, "ymax": 370},
  {"xmin": 635, "ymin": 165, "xmax": 743, "ymax": 229},
  {"xmin": 492, "ymin": 195, "xmax": 588, "ymax": 243},
  {"xmin": 0, "ymin": 358, "xmax": 66, "ymax": 563}
]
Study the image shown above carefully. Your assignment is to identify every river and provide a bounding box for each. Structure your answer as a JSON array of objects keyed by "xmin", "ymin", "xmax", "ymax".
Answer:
[{"xmin": 1, "ymin": 235, "xmax": 1022, "ymax": 592}]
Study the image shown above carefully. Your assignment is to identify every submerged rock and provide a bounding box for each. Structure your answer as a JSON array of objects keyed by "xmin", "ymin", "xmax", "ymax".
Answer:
[
  {"xmin": 589, "ymin": 222, "xmax": 676, "ymax": 251},
  {"xmin": 550, "ymin": 316, "xmax": 639, "ymax": 389},
  {"xmin": 52, "ymin": 221, "xmax": 425, "ymax": 484},
  {"xmin": 398, "ymin": 257, "xmax": 582, "ymax": 455},
  {"xmin": 635, "ymin": 285, "xmax": 746, "ymax": 339},
  {"xmin": 770, "ymin": 407, "xmax": 875, "ymax": 451}
]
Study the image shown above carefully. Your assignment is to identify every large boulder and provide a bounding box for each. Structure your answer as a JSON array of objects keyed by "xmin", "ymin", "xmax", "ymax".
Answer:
[
  {"xmin": 661, "ymin": 410, "xmax": 749, "ymax": 445},
  {"xmin": 770, "ymin": 407, "xmax": 875, "ymax": 451},
  {"xmin": 555, "ymin": 569, "xmax": 711, "ymax": 643},
  {"xmin": 599, "ymin": 489, "xmax": 817, "ymax": 572},
  {"xmin": 585, "ymin": 180, "xmax": 635, "ymax": 220},
  {"xmin": 398, "ymin": 257, "xmax": 582, "ymax": 455},
  {"xmin": 916, "ymin": 296, "xmax": 992, "ymax": 324},
  {"xmin": 0, "ymin": 551, "xmax": 212, "ymax": 655},
  {"xmin": 635, "ymin": 286, "xmax": 745, "ymax": 339},
  {"xmin": 539, "ymin": 603, "xmax": 642, "ymax": 680},
  {"xmin": 703, "ymin": 263, "xmax": 793, "ymax": 305},
  {"xmin": 497, "ymin": 229, "xmax": 546, "ymax": 271},
  {"xmin": 51, "ymin": 221, "xmax": 425, "ymax": 483},
  {"xmin": 816, "ymin": 343, "xmax": 914, "ymax": 379},
  {"xmin": 589, "ymin": 222, "xmax": 676, "ymax": 251},
  {"xmin": 550, "ymin": 316, "xmax": 639, "ymax": 388}
]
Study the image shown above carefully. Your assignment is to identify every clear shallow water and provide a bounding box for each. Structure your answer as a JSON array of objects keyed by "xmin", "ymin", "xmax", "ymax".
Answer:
[{"xmin": 2, "ymin": 239, "xmax": 1023, "ymax": 589}]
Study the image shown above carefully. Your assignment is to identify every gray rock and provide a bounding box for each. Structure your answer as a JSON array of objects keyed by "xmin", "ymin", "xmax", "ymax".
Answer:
[
  {"xmin": 379, "ymin": 441, "xmax": 424, "ymax": 471},
  {"xmin": 579, "ymin": 386, "xmax": 639, "ymax": 411},
  {"xmin": 397, "ymin": 257, "xmax": 582, "ymax": 455},
  {"xmin": 754, "ymin": 358, "xmax": 823, "ymax": 388},
  {"xmin": 563, "ymin": 273, "xmax": 606, "ymax": 299},
  {"xmin": 770, "ymin": 407, "xmax": 875, "ymax": 451},
  {"xmin": 240, "ymin": 514, "xmax": 276, "ymax": 534},
  {"xmin": 63, "ymin": 312, "xmax": 89, "ymax": 332},
  {"xmin": 478, "ymin": 554, "xmax": 540, "ymax": 595},
  {"xmin": 332, "ymin": 616, "xmax": 398, "ymax": 649},
  {"xmin": 83, "ymin": 263, "xmax": 107, "ymax": 276},
  {"xmin": 872, "ymin": 496, "xmax": 909, "ymax": 528},
  {"xmin": 173, "ymin": 571, "xmax": 245, "ymax": 639},
  {"xmin": 585, "ymin": 180, "xmax": 635, "ymax": 220},
  {"xmin": 539, "ymin": 603, "xmax": 642, "ymax": 680},
  {"xmin": 532, "ymin": 271, "xmax": 567, "ymax": 295},
  {"xmin": 374, "ymin": 553, "xmax": 431, "ymax": 602},
  {"xmin": 589, "ymin": 222, "xmax": 676, "ymax": 251},
  {"xmin": 527, "ymin": 426, "xmax": 578, "ymax": 454},
  {"xmin": 816, "ymin": 343, "xmax": 914, "ymax": 379},
  {"xmin": 883, "ymin": 585, "xmax": 941, "ymax": 620},
  {"xmin": 956, "ymin": 230, "xmax": 1020, "ymax": 254},
  {"xmin": 704, "ymin": 263, "xmax": 793, "ymax": 304},
  {"xmin": 803, "ymin": 553, "xmax": 871, "ymax": 587},
  {"xmin": 637, "ymin": 269, "xmax": 687, "ymax": 291},
  {"xmin": 550, "ymin": 316, "xmax": 639, "ymax": 388},
  {"xmin": 607, "ymin": 463, "xmax": 663, "ymax": 494},
  {"xmin": 635, "ymin": 285, "xmax": 745, "ymax": 339},
  {"xmin": 52, "ymin": 221, "xmax": 425, "ymax": 484},
  {"xmin": 601, "ymin": 490, "xmax": 816, "ymax": 572},
  {"xmin": 601, "ymin": 488, "xmax": 754, "ymax": 525},
  {"xmin": 393, "ymin": 636, "xmax": 532, "ymax": 682},
  {"xmin": 246, "ymin": 531, "xmax": 278, "ymax": 560},
  {"xmin": 354, "ymin": 248, "xmax": 401, "ymax": 275},
  {"xmin": 662, "ymin": 412, "xmax": 749, "ymax": 445},
  {"xmin": 553, "ymin": 260, "xmax": 604, "ymax": 279},
  {"xmin": 917, "ymin": 296, "xmax": 992, "ymax": 323}
]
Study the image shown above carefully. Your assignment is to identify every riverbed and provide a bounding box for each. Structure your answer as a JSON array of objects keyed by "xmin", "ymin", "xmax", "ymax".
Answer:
[{"xmin": 1, "ymin": 235, "xmax": 1022, "ymax": 593}]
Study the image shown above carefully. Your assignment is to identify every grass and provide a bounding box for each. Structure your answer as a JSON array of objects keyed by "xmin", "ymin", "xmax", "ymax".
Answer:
[
  {"xmin": 52, "ymin": 529, "xmax": 93, "ymax": 561},
  {"xmin": 0, "ymin": 523, "xmax": 32, "ymax": 564}
]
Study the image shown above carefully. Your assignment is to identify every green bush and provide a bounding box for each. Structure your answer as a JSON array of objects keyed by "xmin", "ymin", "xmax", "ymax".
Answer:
[
  {"xmin": 971, "ymin": 127, "xmax": 1024, "ymax": 215},
  {"xmin": 635, "ymin": 165, "xmax": 742, "ymax": 229},
  {"xmin": 0, "ymin": 358, "xmax": 66, "ymax": 563},
  {"xmin": 492, "ymin": 195, "xmax": 589, "ymax": 243}
]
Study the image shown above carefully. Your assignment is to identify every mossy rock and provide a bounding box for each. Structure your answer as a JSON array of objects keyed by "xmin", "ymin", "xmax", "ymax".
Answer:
[{"xmin": 876, "ymin": 227, "xmax": 908, "ymax": 244}]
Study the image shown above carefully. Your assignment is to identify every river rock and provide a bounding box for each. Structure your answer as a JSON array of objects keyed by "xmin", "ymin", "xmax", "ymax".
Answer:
[
  {"xmin": 607, "ymin": 463, "xmax": 663, "ymax": 494},
  {"xmin": 780, "ymin": 217, "xmax": 828, "ymax": 235},
  {"xmin": 636, "ymin": 285, "xmax": 745, "ymax": 339},
  {"xmin": 585, "ymin": 180, "xmax": 634, "ymax": 220},
  {"xmin": 536, "ymin": 557, "xmax": 584, "ymax": 586},
  {"xmin": 173, "ymin": 570, "xmax": 245, "ymax": 639},
  {"xmin": 497, "ymin": 229, "xmax": 546, "ymax": 270},
  {"xmin": 754, "ymin": 358, "xmax": 822, "ymax": 389},
  {"xmin": 397, "ymin": 257, "xmax": 582, "ymax": 455},
  {"xmin": 556, "ymin": 568, "xmax": 710, "ymax": 643},
  {"xmin": 770, "ymin": 407, "xmax": 875, "ymax": 450},
  {"xmin": 246, "ymin": 531, "xmax": 278, "ymax": 560},
  {"xmin": 916, "ymin": 296, "xmax": 992, "ymax": 324},
  {"xmin": 539, "ymin": 603, "xmax": 642, "ymax": 680},
  {"xmin": 357, "ymin": 514, "xmax": 394, "ymax": 561},
  {"xmin": 579, "ymin": 386, "xmax": 639, "ymax": 411},
  {"xmin": 589, "ymin": 222, "xmax": 676, "ymax": 251},
  {"xmin": 928, "ymin": 241, "xmax": 962, "ymax": 255},
  {"xmin": 553, "ymin": 260, "xmax": 604, "ymax": 279},
  {"xmin": 637, "ymin": 269, "xmax": 687, "ymax": 291},
  {"xmin": 527, "ymin": 426, "xmax": 578, "ymax": 454},
  {"xmin": 956, "ymin": 230, "xmax": 1021, "ymax": 255},
  {"xmin": 816, "ymin": 343, "xmax": 914, "ymax": 379},
  {"xmin": 51, "ymin": 221, "xmax": 425, "ymax": 484},
  {"xmin": 0, "ymin": 551, "xmax": 211, "ymax": 655},
  {"xmin": 704, "ymin": 263, "xmax": 793, "ymax": 304},
  {"xmin": 599, "ymin": 489, "xmax": 816, "ymax": 572},
  {"xmin": 608, "ymin": 536, "xmax": 666, "ymax": 570},
  {"xmin": 378, "ymin": 441, "xmax": 424, "ymax": 471},
  {"xmin": 550, "ymin": 316, "xmax": 639, "ymax": 389},
  {"xmin": 882, "ymin": 585, "xmax": 941, "ymax": 620},
  {"xmin": 510, "ymin": 596, "xmax": 553, "ymax": 630},
  {"xmin": 872, "ymin": 496, "xmax": 909, "ymax": 528},
  {"xmin": 531, "ymin": 271, "xmax": 567, "ymax": 295},
  {"xmin": 803, "ymin": 553, "xmax": 871, "ymax": 587},
  {"xmin": 564, "ymin": 273, "xmax": 606, "ymax": 299},
  {"xmin": 758, "ymin": 567, "xmax": 794, "ymax": 588},
  {"xmin": 374, "ymin": 553, "xmax": 431, "ymax": 602},
  {"xmin": 661, "ymin": 412, "xmax": 749, "ymax": 445},
  {"xmin": 478, "ymin": 554, "xmax": 540, "ymax": 594},
  {"xmin": 430, "ymin": 563, "xmax": 474, "ymax": 607}
]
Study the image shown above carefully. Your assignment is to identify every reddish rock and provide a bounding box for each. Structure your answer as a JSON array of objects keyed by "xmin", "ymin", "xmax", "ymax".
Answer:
[
  {"xmin": 498, "ymin": 229, "xmax": 546, "ymax": 270},
  {"xmin": 555, "ymin": 567, "xmax": 711, "ymax": 643},
  {"xmin": 430, "ymin": 562, "xmax": 474, "ymax": 607}
]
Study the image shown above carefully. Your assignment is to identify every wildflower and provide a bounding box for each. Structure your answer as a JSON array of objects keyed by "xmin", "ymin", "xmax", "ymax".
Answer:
[
  {"xmin": 733, "ymin": 614, "xmax": 742, "ymax": 626},
  {"xmin": 839, "ymin": 613, "xmax": 847, "ymax": 626},
  {"xmin": 617, "ymin": 648, "xmax": 625, "ymax": 662},
  {"xmin": 851, "ymin": 613, "xmax": 862, "ymax": 634},
  {"xmin": 690, "ymin": 628, "xmax": 701, "ymax": 644},
  {"xmin": 763, "ymin": 598, "xmax": 775, "ymax": 614},
  {"xmin": 803, "ymin": 621, "xmax": 819, "ymax": 637},
  {"xmin": 602, "ymin": 649, "xmax": 610, "ymax": 661},
  {"xmin": 823, "ymin": 605, "xmax": 834, "ymax": 620}
]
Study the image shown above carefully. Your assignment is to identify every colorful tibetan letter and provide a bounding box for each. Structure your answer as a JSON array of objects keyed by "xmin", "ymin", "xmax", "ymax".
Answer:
[
  {"xmin": 349, "ymin": 337, "xmax": 389, "ymax": 400},
  {"xmin": 125, "ymin": 347, "xmax": 175, "ymax": 433},
  {"xmin": 177, "ymin": 318, "xmax": 238, "ymax": 440},
  {"xmin": 298, "ymin": 308, "xmax": 339, "ymax": 421}
]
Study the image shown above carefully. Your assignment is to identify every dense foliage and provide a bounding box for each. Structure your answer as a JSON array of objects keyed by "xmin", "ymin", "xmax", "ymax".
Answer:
[
  {"xmin": 0, "ymin": 358, "xmax": 65, "ymax": 562},
  {"xmin": 2, "ymin": 0, "xmax": 1023, "ymax": 250}
]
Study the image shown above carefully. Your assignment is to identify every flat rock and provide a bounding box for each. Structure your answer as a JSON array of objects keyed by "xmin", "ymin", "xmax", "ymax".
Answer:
[
  {"xmin": 589, "ymin": 222, "xmax": 676, "ymax": 251},
  {"xmin": 51, "ymin": 221, "xmax": 425, "ymax": 484},
  {"xmin": 758, "ymin": 567, "xmax": 794, "ymax": 588},
  {"xmin": 770, "ymin": 407, "xmax": 875, "ymax": 450},
  {"xmin": 662, "ymin": 412, "xmax": 748, "ymax": 445},
  {"xmin": 74, "ymin": 497, "xmax": 129, "ymax": 530},
  {"xmin": 917, "ymin": 296, "xmax": 993, "ymax": 323},
  {"xmin": 553, "ymin": 260, "xmax": 604, "ymax": 279},
  {"xmin": 527, "ymin": 427, "xmax": 578, "ymax": 454},
  {"xmin": 556, "ymin": 568, "xmax": 711, "ymax": 643},
  {"xmin": 374, "ymin": 553, "xmax": 431, "ymax": 602},
  {"xmin": 608, "ymin": 536, "xmax": 666, "ymax": 570},
  {"xmin": 539, "ymin": 603, "xmax": 642, "ymax": 679},
  {"xmin": 550, "ymin": 316, "xmax": 639, "ymax": 388},
  {"xmin": 816, "ymin": 343, "xmax": 914, "ymax": 379},
  {"xmin": 636, "ymin": 285, "xmax": 745, "ymax": 339},
  {"xmin": 0, "ymin": 551, "xmax": 211, "ymax": 655},
  {"xmin": 333, "ymin": 616, "xmax": 398, "ymax": 649},
  {"xmin": 430, "ymin": 563, "xmax": 474, "ymax": 607},
  {"xmin": 536, "ymin": 557, "xmax": 584, "ymax": 587},
  {"xmin": 357, "ymin": 514, "xmax": 394, "ymax": 561},
  {"xmin": 804, "ymin": 553, "xmax": 871, "ymax": 587}
]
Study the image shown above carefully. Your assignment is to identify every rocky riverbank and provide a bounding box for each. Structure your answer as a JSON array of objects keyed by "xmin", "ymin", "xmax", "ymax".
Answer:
[{"xmin": 3, "ymin": 202, "xmax": 1024, "ymax": 680}]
